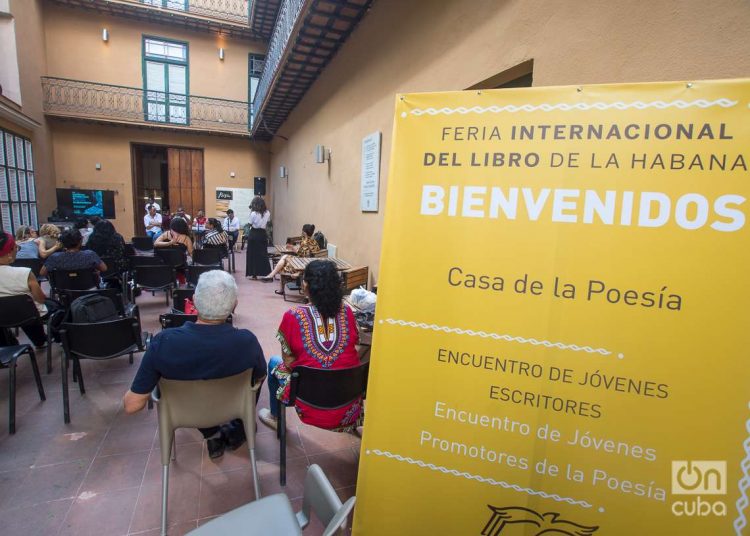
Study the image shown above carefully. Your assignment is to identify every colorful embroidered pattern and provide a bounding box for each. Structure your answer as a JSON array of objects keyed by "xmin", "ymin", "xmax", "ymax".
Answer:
[{"xmin": 292, "ymin": 305, "xmax": 351, "ymax": 367}]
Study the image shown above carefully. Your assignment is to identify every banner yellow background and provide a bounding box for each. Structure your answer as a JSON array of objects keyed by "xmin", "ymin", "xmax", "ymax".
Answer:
[{"xmin": 354, "ymin": 79, "xmax": 750, "ymax": 535}]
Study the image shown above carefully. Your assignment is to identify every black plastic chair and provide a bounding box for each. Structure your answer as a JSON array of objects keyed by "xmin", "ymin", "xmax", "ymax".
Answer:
[
  {"xmin": 159, "ymin": 313, "xmax": 198, "ymax": 329},
  {"xmin": 59, "ymin": 317, "xmax": 148, "ymax": 423},
  {"xmin": 186, "ymin": 264, "xmax": 221, "ymax": 287},
  {"xmin": 277, "ymin": 362, "xmax": 370, "ymax": 485},
  {"xmin": 1, "ymin": 344, "xmax": 45, "ymax": 434},
  {"xmin": 11, "ymin": 257, "xmax": 47, "ymax": 282},
  {"xmin": 155, "ymin": 247, "xmax": 186, "ymax": 270},
  {"xmin": 49, "ymin": 269, "xmax": 99, "ymax": 294},
  {"xmin": 131, "ymin": 265, "xmax": 176, "ymax": 305},
  {"xmin": 99, "ymin": 255, "xmax": 128, "ymax": 296},
  {"xmin": 171, "ymin": 288, "xmax": 195, "ymax": 313},
  {"xmin": 57, "ymin": 288, "xmax": 136, "ymax": 321},
  {"xmin": 192, "ymin": 248, "xmax": 223, "ymax": 267},
  {"xmin": 0, "ymin": 295, "xmax": 56, "ymax": 373},
  {"xmin": 131, "ymin": 236, "xmax": 154, "ymax": 252}
]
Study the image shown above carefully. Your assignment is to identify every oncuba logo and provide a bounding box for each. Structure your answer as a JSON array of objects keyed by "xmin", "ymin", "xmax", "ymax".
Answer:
[
  {"xmin": 216, "ymin": 190, "xmax": 233, "ymax": 200},
  {"xmin": 671, "ymin": 460, "xmax": 727, "ymax": 517}
]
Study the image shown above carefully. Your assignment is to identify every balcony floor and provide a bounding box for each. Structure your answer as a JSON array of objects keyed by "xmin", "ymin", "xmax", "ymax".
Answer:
[{"xmin": 0, "ymin": 253, "xmax": 359, "ymax": 535}]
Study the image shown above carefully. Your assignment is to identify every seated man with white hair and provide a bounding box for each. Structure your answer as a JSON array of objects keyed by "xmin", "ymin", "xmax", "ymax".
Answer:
[{"xmin": 122, "ymin": 270, "xmax": 266, "ymax": 459}]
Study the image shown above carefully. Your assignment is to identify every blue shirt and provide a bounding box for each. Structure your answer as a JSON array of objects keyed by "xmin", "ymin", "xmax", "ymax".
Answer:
[
  {"xmin": 130, "ymin": 321, "xmax": 267, "ymax": 394},
  {"xmin": 44, "ymin": 250, "xmax": 102, "ymax": 272}
]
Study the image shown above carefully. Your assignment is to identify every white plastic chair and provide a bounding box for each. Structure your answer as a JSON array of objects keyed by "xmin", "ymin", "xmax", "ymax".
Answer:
[{"xmin": 187, "ymin": 464, "xmax": 356, "ymax": 536}]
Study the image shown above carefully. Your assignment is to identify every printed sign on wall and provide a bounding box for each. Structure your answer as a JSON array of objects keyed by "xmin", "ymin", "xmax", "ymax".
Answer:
[
  {"xmin": 215, "ymin": 187, "xmax": 254, "ymax": 220},
  {"xmin": 354, "ymin": 79, "xmax": 750, "ymax": 535},
  {"xmin": 361, "ymin": 131, "xmax": 381, "ymax": 212}
]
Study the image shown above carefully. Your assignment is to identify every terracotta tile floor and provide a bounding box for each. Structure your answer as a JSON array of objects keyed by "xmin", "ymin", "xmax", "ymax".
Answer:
[{"xmin": 0, "ymin": 253, "xmax": 360, "ymax": 535}]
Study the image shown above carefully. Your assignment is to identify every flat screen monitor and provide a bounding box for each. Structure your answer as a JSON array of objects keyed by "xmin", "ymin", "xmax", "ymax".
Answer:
[{"xmin": 56, "ymin": 188, "xmax": 116, "ymax": 219}]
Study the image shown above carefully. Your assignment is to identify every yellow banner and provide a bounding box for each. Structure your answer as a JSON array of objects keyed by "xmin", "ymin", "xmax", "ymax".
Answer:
[{"xmin": 354, "ymin": 79, "xmax": 750, "ymax": 535}]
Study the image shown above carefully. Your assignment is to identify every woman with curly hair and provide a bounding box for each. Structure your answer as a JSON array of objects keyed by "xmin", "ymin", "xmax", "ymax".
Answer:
[
  {"xmin": 37, "ymin": 223, "xmax": 62, "ymax": 258},
  {"xmin": 245, "ymin": 196, "xmax": 271, "ymax": 279},
  {"xmin": 259, "ymin": 260, "xmax": 362, "ymax": 431},
  {"xmin": 87, "ymin": 219, "xmax": 128, "ymax": 277}
]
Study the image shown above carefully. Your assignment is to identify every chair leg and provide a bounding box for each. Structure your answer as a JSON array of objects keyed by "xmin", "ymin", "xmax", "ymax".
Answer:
[
  {"xmin": 129, "ymin": 352, "xmax": 134, "ymax": 364},
  {"xmin": 75, "ymin": 358, "xmax": 86, "ymax": 394},
  {"xmin": 171, "ymin": 431, "xmax": 176, "ymax": 461},
  {"xmin": 8, "ymin": 363, "xmax": 16, "ymax": 434},
  {"xmin": 279, "ymin": 407, "xmax": 286, "ymax": 486},
  {"xmin": 62, "ymin": 351, "xmax": 70, "ymax": 424},
  {"xmin": 249, "ymin": 447, "xmax": 260, "ymax": 499},
  {"xmin": 46, "ymin": 324, "xmax": 53, "ymax": 374},
  {"xmin": 160, "ymin": 464, "xmax": 169, "ymax": 536},
  {"xmin": 28, "ymin": 348, "xmax": 46, "ymax": 402}
]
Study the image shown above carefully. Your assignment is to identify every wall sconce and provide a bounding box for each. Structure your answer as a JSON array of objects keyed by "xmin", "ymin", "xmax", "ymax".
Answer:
[
  {"xmin": 102, "ymin": 28, "xmax": 109, "ymax": 42},
  {"xmin": 218, "ymin": 48, "xmax": 225, "ymax": 61},
  {"xmin": 279, "ymin": 166, "xmax": 288, "ymax": 179},
  {"xmin": 315, "ymin": 144, "xmax": 330, "ymax": 164}
]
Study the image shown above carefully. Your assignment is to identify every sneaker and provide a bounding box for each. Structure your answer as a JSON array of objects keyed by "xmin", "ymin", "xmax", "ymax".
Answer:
[
  {"xmin": 258, "ymin": 408, "xmax": 278, "ymax": 431},
  {"xmin": 206, "ymin": 435, "xmax": 226, "ymax": 459}
]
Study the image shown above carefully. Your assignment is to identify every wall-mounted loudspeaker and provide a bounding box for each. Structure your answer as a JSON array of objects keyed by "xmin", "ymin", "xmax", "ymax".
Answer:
[{"xmin": 254, "ymin": 176, "xmax": 267, "ymax": 196}]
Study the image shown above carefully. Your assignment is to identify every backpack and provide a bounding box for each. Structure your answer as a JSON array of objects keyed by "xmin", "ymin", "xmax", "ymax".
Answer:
[
  {"xmin": 313, "ymin": 231, "xmax": 327, "ymax": 250},
  {"xmin": 70, "ymin": 294, "xmax": 119, "ymax": 323}
]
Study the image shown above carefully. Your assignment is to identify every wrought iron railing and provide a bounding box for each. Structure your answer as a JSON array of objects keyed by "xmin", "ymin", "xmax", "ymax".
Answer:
[
  {"xmin": 42, "ymin": 77, "xmax": 250, "ymax": 136},
  {"xmin": 252, "ymin": 0, "xmax": 304, "ymax": 122},
  {"xmin": 126, "ymin": 0, "xmax": 250, "ymax": 25}
]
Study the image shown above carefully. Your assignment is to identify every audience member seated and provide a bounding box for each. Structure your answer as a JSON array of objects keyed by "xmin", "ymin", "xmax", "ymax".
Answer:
[
  {"xmin": 40, "ymin": 228, "xmax": 107, "ymax": 282},
  {"xmin": 223, "ymin": 209, "xmax": 240, "ymax": 250},
  {"xmin": 145, "ymin": 195, "xmax": 161, "ymax": 214},
  {"xmin": 122, "ymin": 270, "xmax": 267, "ymax": 459},
  {"xmin": 14, "ymin": 225, "xmax": 46, "ymax": 259},
  {"xmin": 202, "ymin": 218, "xmax": 228, "ymax": 251},
  {"xmin": 174, "ymin": 206, "xmax": 192, "ymax": 225},
  {"xmin": 0, "ymin": 232, "xmax": 61, "ymax": 348},
  {"xmin": 144, "ymin": 205, "xmax": 163, "ymax": 241},
  {"xmin": 87, "ymin": 219, "xmax": 128, "ymax": 282},
  {"xmin": 259, "ymin": 260, "xmax": 362, "ymax": 431},
  {"xmin": 75, "ymin": 217, "xmax": 93, "ymax": 246},
  {"xmin": 261, "ymin": 224, "xmax": 320, "ymax": 291},
  {"xmin": 154, "ymin": 217, "xmax": 194, "ymax": 257},
  {"xmin": 38, "ymin": 223, "xmax": 62, "ymax": 257}
]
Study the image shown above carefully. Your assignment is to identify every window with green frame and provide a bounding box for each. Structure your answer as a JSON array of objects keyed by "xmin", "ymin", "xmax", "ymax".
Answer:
[
  {"xmin": 143, "ymin": 36, "xmax": 189, "ymax": 125},
  {"xmin": 141, "ymin": 0, "xmax": 187, "ymax": 11},
  {"xmin": 0, "ymin": 128, "xmax": 38, "ymax": 234}
]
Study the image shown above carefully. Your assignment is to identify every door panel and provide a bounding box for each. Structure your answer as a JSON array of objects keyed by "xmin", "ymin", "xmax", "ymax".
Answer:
[{"xmin": 167, "ymin": 147, "xmax": 204, "ymax": 221}]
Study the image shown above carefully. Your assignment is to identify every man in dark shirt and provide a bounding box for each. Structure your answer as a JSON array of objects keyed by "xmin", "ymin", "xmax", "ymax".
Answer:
[{"xmin": 122, "ymin": 270, "xmax": 266, "ymax": 458}]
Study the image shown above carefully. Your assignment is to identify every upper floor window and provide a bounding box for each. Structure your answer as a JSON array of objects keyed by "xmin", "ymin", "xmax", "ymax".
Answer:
[
  {"xmin": 143, "ymin": 37, "xmax": 189, "ymax": 125},
  {"xmin": 248, "ymin": 53, "xmax": 264, "ymax": 127},
  {"xmin": 141, "ymin": 0, "xmax": 187, "ymax": 11}
]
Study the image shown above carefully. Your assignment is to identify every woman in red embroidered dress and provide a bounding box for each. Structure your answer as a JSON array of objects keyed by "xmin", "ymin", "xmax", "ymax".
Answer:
[{"xmin": 259, "ymin": 260, "xmax": 361, "ymax": 431}]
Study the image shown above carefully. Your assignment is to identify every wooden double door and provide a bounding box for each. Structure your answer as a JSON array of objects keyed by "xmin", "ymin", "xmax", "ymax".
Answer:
[{"xmin": 167, "ymin": 147, "xmax": 204, "ymax": 220}]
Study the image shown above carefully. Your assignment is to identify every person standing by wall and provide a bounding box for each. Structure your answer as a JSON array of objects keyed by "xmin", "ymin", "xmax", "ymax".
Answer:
[
  {"xmin": 224, "ymin": 209, "xmax": 241, "ymax": 251},
  {"xmin": 245, "ymin": 196, "xmax": 271, "ymax": 279}
]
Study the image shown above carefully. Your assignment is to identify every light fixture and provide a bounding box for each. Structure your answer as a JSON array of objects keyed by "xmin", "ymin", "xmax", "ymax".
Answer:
[
  {"xmin": 218, "ymin": 48, "xmax": 225, "ymax": 61},
  {"xmin": 315, "ymin": 144, "xmax": 330, "ymax": 164},
  {"xmin": 279, "ymin": 165, "xmax": 288, "ymax": 179},
  {"xmin": 102, "ymin": 28, "xmax": 109, "ymax": 42}
]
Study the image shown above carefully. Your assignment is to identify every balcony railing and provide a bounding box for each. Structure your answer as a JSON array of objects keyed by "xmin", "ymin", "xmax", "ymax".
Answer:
[
  {"xmin": 48, "ymin": 0, "xmax": 255, "ymax": 39},
  {"xmin": 42, "ymin": 77, "xmax": 250, "ymax": 137},
  {"xmin": 252, "ymin": 0, "xmax": 304, "ymax": 121}
]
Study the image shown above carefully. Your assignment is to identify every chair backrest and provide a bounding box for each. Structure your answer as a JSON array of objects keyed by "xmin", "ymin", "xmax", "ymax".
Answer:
[
  {"xmin": 300, "ymin": 464, "xmax": 356, "ymax": 536},
  {"xmin": 313, "ymin": 249, "xmax": 329, "ymax": 258},
  {"xmin": 99, "ymin": 256, "xmax": 121, "ymax": 279},
  {"xmin": 159, "ymin": 313, "xmax": 198, "ymax": 329},
  {"xmin": 131, "ymin": 236, "xmax": 154, "ymax": 251},
  {"xmin": 342, "ymin": 266, "xmax": 368, "ymax": 293},
  {"xmin": 289, "ymin": 361, "xmax": 370, "ymax": 408},
  {"xmin": 0, "ymin": 295, "xmax": 41, "ymax": 328},
  {"xmin": 187, "ymin": 264, "xmax": 220, "ymax": 287},
  {"xmin": 60, "ymin": 317, "xmax": 143, "ymax": 360},
  {"xmin": 128, "ymin": 255, "xmax": 165, "ymax": 268},
  {"xmin": 49, "ymin": 269, "xmax": 99, "ymax": 291},
  {"xmin": 155, "ymin": 247, "xmax": 186, "ymax": 268},
  {"xmin": 58, "ymin": 288, "xmax": 126, "ymax": 316},
  {"xmin": 172, "ymin": 288, "xmax": 195, "ymax": 312},
  {"xmin": 156, "ymin": 369, "xmax": 259, "ymax": 465},
  {"xmin": 11, "ymin": 257, "xmax": 44, "ymax": 277},
  {"xmin": 192, "ymin": 248, "xmax": 223, "ymax": 266},
  {"xmin": 133, "ymin": 265, "xmax": 176, "ymax": 288}
]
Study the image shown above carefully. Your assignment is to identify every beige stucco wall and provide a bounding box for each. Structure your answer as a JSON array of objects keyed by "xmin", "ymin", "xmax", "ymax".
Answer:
[
  {"xmin": 6, "ymin": 0, "xmax": 56, "ymax": 222},
  {"xmin": 43, "ymin": 2, "xmax": 262, "ymax": 102},
  {"xmin": 50, "ymin": 121, "xmax": 269, "ymax": 238},
  {"xmin": 270, "ymin": 0, "xmax": 750, "ymax": 284}
]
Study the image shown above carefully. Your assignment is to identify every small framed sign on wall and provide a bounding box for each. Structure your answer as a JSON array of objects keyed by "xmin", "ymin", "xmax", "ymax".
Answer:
[{"xmin": 360, "ymin": 131, "xmax": 381, "ymax": 212}]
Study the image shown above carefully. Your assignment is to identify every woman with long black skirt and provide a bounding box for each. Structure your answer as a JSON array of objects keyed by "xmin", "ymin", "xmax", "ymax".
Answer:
[{"xmin": 245, "ymin": 196, "xmax": 272, "ymax": 279}]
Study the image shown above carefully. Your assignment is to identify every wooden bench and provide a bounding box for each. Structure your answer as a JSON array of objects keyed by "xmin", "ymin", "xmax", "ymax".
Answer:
[{"xmin": 341, "ymin": 266, "xmax": 368, "ymax": 293}]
